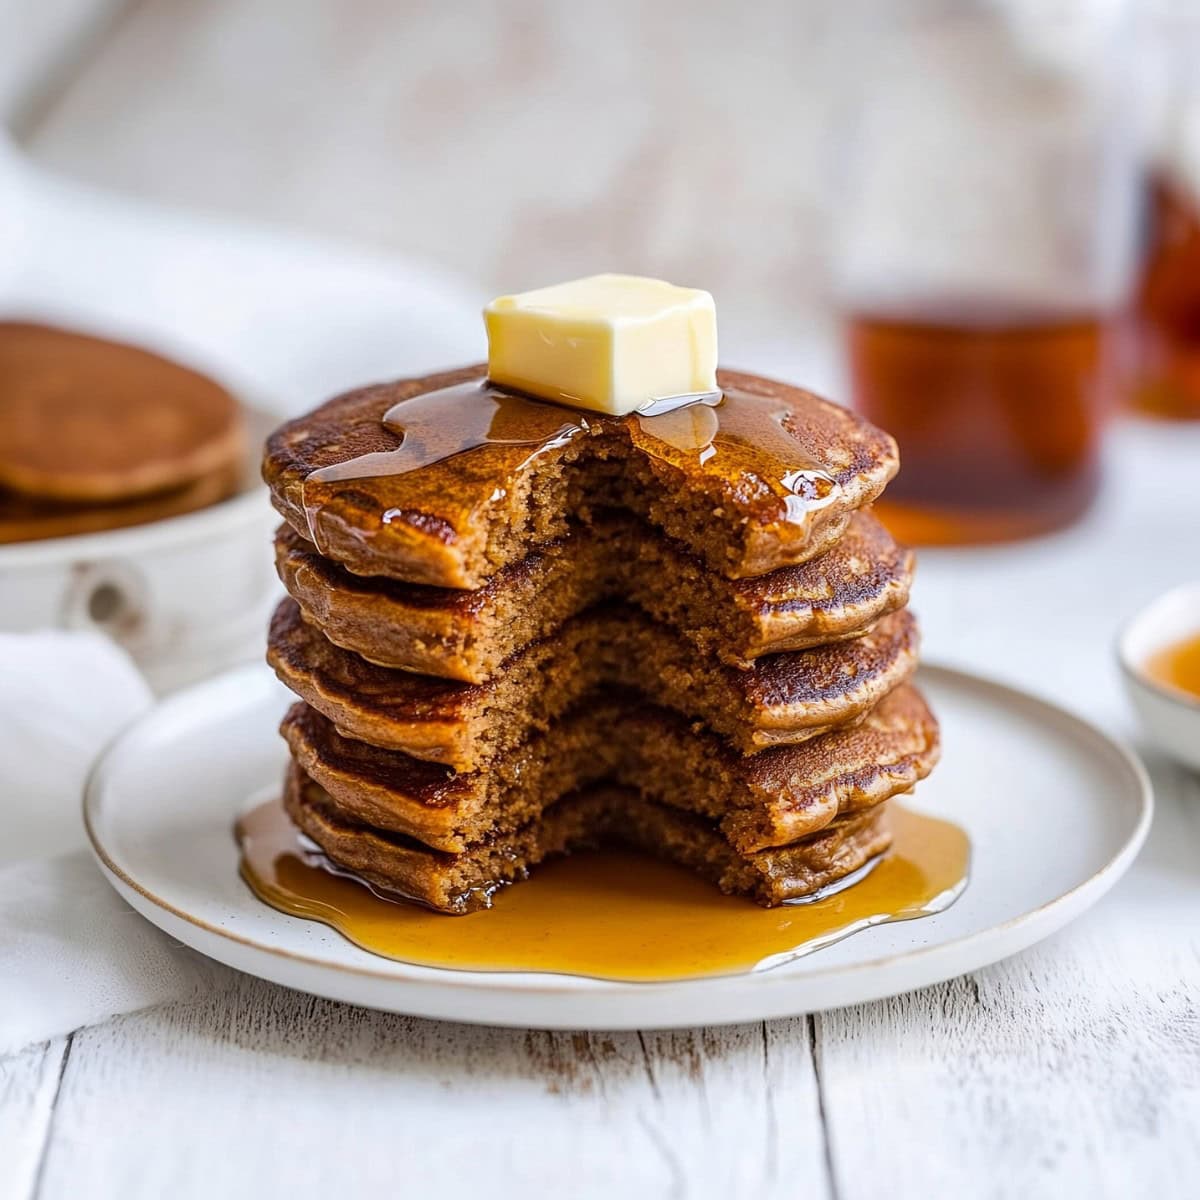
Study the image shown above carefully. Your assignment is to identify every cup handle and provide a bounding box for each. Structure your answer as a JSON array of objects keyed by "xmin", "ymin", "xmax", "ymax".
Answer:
[{"xmin": 60, "ymin": 559, "xmax": 152, "ymax": 648}]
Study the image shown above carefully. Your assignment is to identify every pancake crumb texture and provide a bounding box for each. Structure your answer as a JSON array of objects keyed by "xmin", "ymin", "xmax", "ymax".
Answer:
[{"xmin": 263, "ymin": 365, "xmax": 939, "ymax": 912}]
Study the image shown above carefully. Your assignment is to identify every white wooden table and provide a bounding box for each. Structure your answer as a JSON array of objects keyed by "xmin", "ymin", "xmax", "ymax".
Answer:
[
  {"xmin": 1, "ymin": 4, "xmax": 1199, "ymax": 1194},
  {"xmin": 0, "ymin": 422, "xmax": 1196, "ymax": 1200}
]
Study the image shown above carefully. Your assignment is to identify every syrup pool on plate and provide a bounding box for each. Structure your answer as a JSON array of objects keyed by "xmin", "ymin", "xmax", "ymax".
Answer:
[{"xmin": 237, "ymin": 797, "xmax": 970, "ymax": 983}]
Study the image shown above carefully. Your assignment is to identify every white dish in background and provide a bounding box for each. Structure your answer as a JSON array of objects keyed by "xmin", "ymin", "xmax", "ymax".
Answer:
[
  {"xmin": 0, "ymin": 405, "xmax": 280, "ymax": 694},
  {"xmin": 1118, "ymin": 581, "xmax": 1200, "ymax": 773},
  {"xmin": 84, "ymin": 662, "xmax": 1151, "ymax": 1030}
]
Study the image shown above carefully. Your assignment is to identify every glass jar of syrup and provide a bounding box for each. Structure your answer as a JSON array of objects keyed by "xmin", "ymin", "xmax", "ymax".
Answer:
[
  {"xmin": 1125, "ymin": 6, "xmax": 1200, "ymax": 420},
  {"xmin": 1127, "ymin": 0, "xmax": 1200, "ymax": 425},
  {"xmin": 1129, "ymin": 173, "xmax": 1200, "ymax": 419},
  {"xmin": 833, "ymin": 0, "xmax": 1139, "ymax": 544}
]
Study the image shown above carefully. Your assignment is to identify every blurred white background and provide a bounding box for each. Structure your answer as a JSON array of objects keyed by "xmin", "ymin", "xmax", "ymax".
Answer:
[{"xmin": 1, "ymin": 0, "xmax": 852, "ymax": 369}]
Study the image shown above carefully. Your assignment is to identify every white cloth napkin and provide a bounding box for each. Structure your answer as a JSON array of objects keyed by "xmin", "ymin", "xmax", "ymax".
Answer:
[
  {"xmin": 0, "ymin": 631, "xmax": 228, "ymax": 1054},
  {"xmin": 0, "ymin": 632, "xmax": 152, "ymax": 865},
  {"xmin": 0, "ymin": 850, "xmax": 230, "ymax": 1054},
  {"xmin": 0, "ymin": 133, "xmax": 481, "ymax": 1056}
]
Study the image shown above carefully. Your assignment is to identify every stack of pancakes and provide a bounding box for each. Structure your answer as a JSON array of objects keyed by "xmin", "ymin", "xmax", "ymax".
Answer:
[
  {"xmin": 0, "ymin": 323, "xmax": 244, "ymax": 543},
  {"xmin": 263, "ymin": 366, "xmax": 940, "ymax": 913}
]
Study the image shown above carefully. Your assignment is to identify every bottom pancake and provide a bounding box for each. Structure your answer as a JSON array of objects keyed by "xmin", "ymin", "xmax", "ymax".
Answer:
[{"xmin": 284, "ymin": 764, "xmax": 895, "ymax": 914}]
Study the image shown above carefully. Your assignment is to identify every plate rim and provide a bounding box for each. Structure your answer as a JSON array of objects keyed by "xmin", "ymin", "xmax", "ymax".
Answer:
[{"xmin": 82, "ymin": 661, "xmax": 1154, "ymax": 1011}]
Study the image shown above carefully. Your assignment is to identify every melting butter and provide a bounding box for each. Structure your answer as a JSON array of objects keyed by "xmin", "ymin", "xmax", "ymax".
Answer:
[{"xmin": 484, "ymin": 274, "xmax": 718, "ymax": 416}]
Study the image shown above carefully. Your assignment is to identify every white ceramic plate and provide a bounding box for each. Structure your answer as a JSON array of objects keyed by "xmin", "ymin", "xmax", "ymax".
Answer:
[{"xmin": 84, "ymin": 663, "xmax": 1151, "ymax": 1030}]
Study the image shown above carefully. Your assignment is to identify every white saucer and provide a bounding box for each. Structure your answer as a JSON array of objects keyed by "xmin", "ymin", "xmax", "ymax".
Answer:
[{"xmin": 84, "ymin": 663, "xmax": 1151, "ymax": 1030}]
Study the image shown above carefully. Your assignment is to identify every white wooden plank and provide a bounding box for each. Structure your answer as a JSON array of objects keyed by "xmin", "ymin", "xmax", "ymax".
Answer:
[
  {"xmin": 0, "ymin": 1037, "xmax": 69, "ymax": 1200},
  {"xmin": 33, "ymin": 980, "xmax": 830, "ymax": 1200},
  {"xmin": 634, "ymin": 1019, "xmax": 830, "ymax": 1197},
  {"xmin": 815, "ymin": 756, "xmax": 1200, "ymax": 1200}
]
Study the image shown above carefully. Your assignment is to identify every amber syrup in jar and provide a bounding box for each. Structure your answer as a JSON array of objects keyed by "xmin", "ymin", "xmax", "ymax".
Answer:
[
  {"xmin": 1128, "ymin": 173, "xmax": 1200, "ymax": 420},
  {"xmin": 846, "ymin": 303, "xmax": 1117, "ymax": 545}
]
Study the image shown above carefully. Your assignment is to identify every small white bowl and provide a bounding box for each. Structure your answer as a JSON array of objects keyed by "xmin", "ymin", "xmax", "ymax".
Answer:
[
  {"xmin": 0, "ymin": 405, "xmax": 280, "ymax": 693},
  {"xmin": 1118, "ymin": 582, "xmax": 1200, "ymax": 772}
]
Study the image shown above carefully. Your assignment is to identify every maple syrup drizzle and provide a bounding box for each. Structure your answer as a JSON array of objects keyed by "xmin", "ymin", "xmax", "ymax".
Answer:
[
  {"xmin": 1144, "ymin": 630, "xmax": 1200, "ymax": 702},
  {"xmin": 236, "ymin": 797, "xmax": 969, "ymax": 982},
  {"xmin": 300, "ymin": 380, "xmax": 838, "ymax": 553}
]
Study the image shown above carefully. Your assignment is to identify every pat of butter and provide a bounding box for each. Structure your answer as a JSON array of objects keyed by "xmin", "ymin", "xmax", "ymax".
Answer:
[{"xmin": 484, "ymin": 274, "xmax": 718, "ymax": 416}]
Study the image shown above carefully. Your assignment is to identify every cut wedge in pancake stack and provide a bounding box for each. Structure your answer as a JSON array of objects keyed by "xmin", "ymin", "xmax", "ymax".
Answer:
[{"xmin": 262, "ymin": 350, "xmax": 942, "ymax": 914}]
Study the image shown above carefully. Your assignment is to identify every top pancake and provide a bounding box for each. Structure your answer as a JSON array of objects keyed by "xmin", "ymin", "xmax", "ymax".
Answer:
[
  {"xmin": 283, "ymin": 769, "xmax": 897, "ymax": 913},
  {"xmin": 0, "ymin": 322, "xmax": 245, "ymax": 502},
  {"xmin": 264, "ymin": 365, "xmax": 898, "ymax": 589}
]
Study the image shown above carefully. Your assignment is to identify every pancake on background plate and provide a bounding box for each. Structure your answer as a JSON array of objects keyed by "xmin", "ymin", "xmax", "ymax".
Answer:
[{"xmin": 0, "ymin": 321, "xmax": 245, "ymax": 543}]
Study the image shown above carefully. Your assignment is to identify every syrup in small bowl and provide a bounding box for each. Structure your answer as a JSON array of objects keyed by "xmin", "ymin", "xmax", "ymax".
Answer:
[{"xmin": 1118, "ymin": 582, "xmax": 1200, "ymax": 772}]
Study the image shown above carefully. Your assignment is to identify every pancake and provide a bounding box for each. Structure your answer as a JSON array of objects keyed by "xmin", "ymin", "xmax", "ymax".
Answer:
[
  {"xmin": 0, "ymin": 461, "xmax": 242, "ymax": 544},
  {"xmin": 275, "ymin": 507, "xmax": 914, "ymax": 682},
  {"xmin": 0, "ymin": 321, "xmax": 245, "ymax": 503},
  {"xmin": 269, "ymin": 599, "xmax": 920, "ymax": 768},
  {"xmin": 264, "ymin": 365, "xmax": 898, "ymax": 588},
  {"xmin": 279, "ymin": 685, "xmax": 938, "ymax": 855},
  {"xmin": 284, "ymin": 765, "xmax": 897, "ymax": 914}
]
